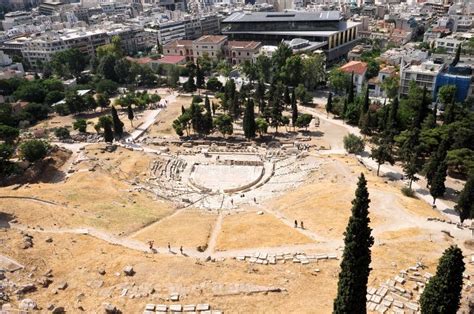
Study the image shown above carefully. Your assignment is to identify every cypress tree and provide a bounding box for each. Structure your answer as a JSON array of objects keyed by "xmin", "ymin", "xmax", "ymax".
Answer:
[
  {"xmin": 402, "ymin": 145, "xmax": 422, "ymax": 189},
  {"xmin": 203, "ymin": 95, "xmax": 213, "ymax": 135},
  {"xmin": 326, "ymin": 92, "xmax": 333, "ymax": 118},
  {"xmin": 451, "ymin": 44, "xmax": 461, "ymax": 67},
  {"xmin": 111, "ymin": 106, "xmax": 124, "ymax": 138},
  {"xmin": 420, "ymin": 245, "xmax": 465, "ymax": 313},
  {"xmin": 103, "ymin": 121, "xmax": 114, "ymax": 143},
  {"xmin": 387, "ymin": 97, "xmax": 399, "ymax": 136},
  {"xmin": 399, "ymin": 128, "xmax": 420, "ymax": 165},
  {"xmin": 196, "ymin": 63, "xmax": 205, "ymax": 88},
  {"xmin": 291, "ymin": 90, "xmax": 298, "ymax": 129},
  {"xmin": 284, "ymin": 86, "xmax": 291, "ymax": 108},
  {"xmin": 181, "ymin": 105, "xmax": 186, "ymax": 115},
  {"xmin": 256, "ymin": 80, "xmax": 266, "ymax": 113},
  {"xmin": 413, "ymin": 86, "xmax": 430, "ymax": 129},
  {"xmin": 342, "ymin": 98, "xmax": 348, "ymax": 123},
  {"xmin": 456, "ymin": 174, "xmax": 474, "ymax": 223},
  {"xmin": 127, "ymin": 104, "xmax": 134, "ymax": 127},
  {"xmin": 362, "ymin": 86, "xmax": 370, "ymax": 114},
  {"xmin": 334, "ymin": 173, "xmax": 374, "ymax": 314},
  {"xmin": 444, "ymin": 96, "xmax": 456, "ymax": 125},
  {"xmin": 347, "ymin": 72, "xmax": 355, "ymax": 104},
  {"xmin": 425, "ymin": 138, "xmax": 450, "ymax": 188},
  {"xmin": 243, "ymin": 98, "xmax": 257, "ymax": 139},
  {"xmin": 430, "ymin": 160, "xmax": 448, "ymax": 205},
  {"xmin": 189, "ymin": 102, "xmax": 204, "ymax": 135}
]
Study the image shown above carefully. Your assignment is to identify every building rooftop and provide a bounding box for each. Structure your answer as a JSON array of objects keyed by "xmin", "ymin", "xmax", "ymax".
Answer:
[
  {"xmin": 223, "ymin": 11, "xmax": 342, "ymax": 23},
  {"xmin": 194, "ymin": 35, "xmax": 227, "ymax": 44},
  {"xmin": 339, "ymin": 61, "xmax": 368, "ymax": 75},
  {"xmin": 227, "ymin": 40, "xmax": 261, "ymax": 50},
  {"xmin": 158, "ymin": 55, "xmax": 186, "ymax": 64},
  {"xmin": 163, "ymin": 40, "xmax": 193, "ymax": 49}
]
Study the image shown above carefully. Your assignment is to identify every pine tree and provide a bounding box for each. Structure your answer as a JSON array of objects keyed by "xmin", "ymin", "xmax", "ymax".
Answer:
[
  {"xmin": 370, "ymin": 136, "xmax": 395, "ymax": 176},
  {"xmin": 430, "ymin": 160, "xmax": 448, "ymax": 205},
  {"xmin": 334, "ymin": 173, "xmax": 374, "ymax": 314},
  {"xmin": 402, "ymin": 145, "xmax": 422, "ymax": 189},
  {"xmin": 127, "ymin": 104, "xmax": 134, "ymax": 127},
  {"xmin": 111, "ymin": 106, "xmax": 124, "ymax": 138},
  {"xmin": 359, "ymin": 87, "xmax": 370, "ymax": 131},
  {"xmin": 456, "ymin": 174, "xmax": 474, "ymax": 223},
  {"xmin": 291, "ymin": 89, "xmax": 298, "ymax": 129},
  {"xmin": 326, "ymin": 92, "xmax": 333, "ymax": 118},
  {"xmin": 347, "ymin": 72, "xmax": 355, "ymax": 105},
  {"xmin": 420, "ymin": 245, "xmax": 465, "ymax": 313},
  {"xmin": 243, "ymin": 98, "xmax": 257, "ymax": 139}
]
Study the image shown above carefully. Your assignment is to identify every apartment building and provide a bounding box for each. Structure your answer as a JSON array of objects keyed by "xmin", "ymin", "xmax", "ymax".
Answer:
[
  {"xmin": 145, "ymin": 20, "xmax": 186, "ymax": 45},
  {"xmin": 399, "ymin": 60, "xmax": 445, "ymax": 97},
  {"xmin": 2, "ymin": 11, "xmax": 33, "ymax": 31},
  {"xmin": 434, "ymin": 34, "xmax": 465, "ymax": 53}
]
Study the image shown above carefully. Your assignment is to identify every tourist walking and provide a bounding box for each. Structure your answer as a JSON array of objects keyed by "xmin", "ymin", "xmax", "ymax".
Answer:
[
  {"xmin": 294, "ymin": 220, "xmax": 298, "ymax": 228},
  {"xmin": 300, "ymin": 221, "xmax": 304, "ymax": 229},
  {"xmin": 167, "ymin": 242, "xmax": 171, "ymax": 252},
  {"xmin": 180, "ymin": 246, "xmax": 183, "ymax": 255}
]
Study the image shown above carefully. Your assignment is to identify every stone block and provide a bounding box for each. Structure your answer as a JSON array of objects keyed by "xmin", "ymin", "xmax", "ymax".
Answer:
[
  {"xmin": 170, "ymin": 293, "xmax": 180, "ymax": 301},
  {"xmin": 183, "ymin": 304, "xmax": 196, "ymax": 312},
  {"xmin": 367, "ymin": 302, "xmax": 377, "ymax": 311},
  {"xmin": 155, "ymin": 304, "xmax": 167, "ymax": 312},
  {"xmin": 371, "ymin": 295, "xmax": 382, "ymax": 304},
  {"xmin": 170, "ymin": 304, "xmax": 182, "ymax": 312},
  {"xmin": 145, "ymin": 304, "xmax": 155, "ymax": 311},
  {"xmin": 315, "ymin": 254, "xmax": 328, "ymax": 260},
  {"xmin": 406, "ymin": 302, "xmax": 419, "ymax": 311},
  {"xmin": 392, "ymin": 300, "xmax": 404, "ymax": 308},
  {"xmin": 196, "ymin": 304, "xmax": 210, "ymax": 311},
  {"xmin": 394, "ymin": 276, "xmax": 405, "ymax": 284}
]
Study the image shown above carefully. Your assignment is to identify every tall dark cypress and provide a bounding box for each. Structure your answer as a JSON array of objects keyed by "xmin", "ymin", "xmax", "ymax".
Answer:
[
  {"xmin": 387, "ymin": 97, "xmax": 399, "ymax": 136},
  {"xmin": 334, "ymin": 173, "xmax": 374, "ymax": 314},
  {"xmin": 111, "ymin": 106, "xmax": 124, "ymax": 138},
  {"xmin": 425, "ymin": 138, "xmax": 450, "ymax": 188},
  {"xmin": 347, "ymin": 72, "xmax": 355, "ymax": 104},
  {"xmin": 430, "ymin": 160, "xmax": 448, "ymax": 205},
  {"xmin": 413, "ymin": 86, "xmax": 429, "ymax": 129},
  {"xmin": 203, "ymin": 95, "xmax": 213, "ymax": 135},
  {"xmin": 326, "ymin": 92, "xmax": 333, "ymax": 118},
  {"xmin": 456, "ymin": 174, "xmax": 474, "ymax": 223},
  {"xmin": 291, "ymin": 90, "xmax": 298, "ymax": 129},
  {"xmin": 420, "ymin": 245, "xmax": 465, "ymax": 313},
  {"xmin": 243, "ymin": 98, "xmax": 256, "ymax": 139}
]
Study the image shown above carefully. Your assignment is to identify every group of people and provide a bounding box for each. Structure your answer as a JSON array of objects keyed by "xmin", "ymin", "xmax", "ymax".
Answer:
[
  {"xmin": 147, "ymin": 241, "xmax": 184, "ymax": 255},
  {"xmin": 294, "ymin": 220, "xmax": 304, "ymax": 229}
]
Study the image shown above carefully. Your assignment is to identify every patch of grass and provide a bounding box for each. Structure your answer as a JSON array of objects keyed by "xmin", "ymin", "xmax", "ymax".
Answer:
[{"xmin": 401, "ymin": 186, "xmax": 416, "ymax": 198}]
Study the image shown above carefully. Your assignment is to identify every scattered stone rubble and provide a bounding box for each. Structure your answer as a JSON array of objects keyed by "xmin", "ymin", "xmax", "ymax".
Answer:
[
  {"xmin": 234, "ymin": 252, "xmax": 338, "ymax": 265},
  {"xmin": 143, "ymin": 303, "xmax": 222, "ymax": 314},
  {"xmin": 366, "ymin": 262, "xmax": 472, "ymax": 313},
  {"xmin": 426, "ymin": 217, "xmax": 467, "ymax": 229}
]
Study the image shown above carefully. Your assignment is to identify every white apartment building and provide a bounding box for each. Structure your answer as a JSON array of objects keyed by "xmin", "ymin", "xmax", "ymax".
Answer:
[
  {"xmin": 434, "ymin": 35, "xmax": 465, "ymax": 53},
  {"xmin": 192, "ymin": 35, "xmax": 227, "ymax": 61},
  {"xmin": 399, "ymin": 60, "xmax": 445, "ymax": 97},
  {"xmin": 145, "ymin": 20, "xmax": 186, "ymax": 45}
]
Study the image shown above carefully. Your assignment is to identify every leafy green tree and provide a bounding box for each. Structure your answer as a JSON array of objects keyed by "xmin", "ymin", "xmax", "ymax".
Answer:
[
  {"xmin": 243, "ymin": 98, "xmax": 256, "ymax": 139},
  {"xmin": 425, "ymin": 138, "xmax": 450, "ymax": 188},
  {"xmin": 370, "ymin": 136, "xmax": 395, "ymax": 176},
  {"xmin": 241, "ymin": 60, "xmax": 258, "ymax": 83},
  {"xmin": 0, "ymin": 143, "xmax": 14, "ymax": 174},
  {"xmin": 343, "ymin": 133, "xmax": 364, "ymax": 154},
  {"xmin": 295, "ymin": 113, "xmax": 313, "ymax": 130},
  {"xmin": 51, "ymin": 49, "xmax": 87, "ymax": 78},
  {"xmin": 365, "ymin": 59, "xmax": 380, "ymax": 79},
  {"xmin": 13, "ymin": 80, "xmax": 46, "ymax": 103},
  {"xmin": 214, "ymin": 114, "xmax": 233, "ymax": 137},
  {"xmin": 0, "ymin": 124, "xmax": 19, "ymax": 144},
  {"xmin": 381, "ymin": 76, "xmax": 399, "ymax": 99},
  {"xmin": 326, "ymin": 92, "xmax": 333, "ymax": 118},
  {"xmin": 19, "ymin": 140, "xmax": 49, "ymax": 162},
  {"xmin": 283, "ymin": 55, "xmax": 303, "ymax": 87},
  {"xmin": 189, "ymin": 102, "xmax": 205, "ymax": 135},
  {"xmin": 456, "ymin": 174, "xmax": 474, "ymax": 222},
  {"xmin": 302, "ymin": 54, "xmax": 325, "ymax": 90},
  {"xmin": 96, "ymin": 79, "xmax": 118, "ymax": 95},
  {"xmin": 334, "ymin": 173, "xmax": 374, "ymax": 314},
  {"xmin": 45, "ymin": 91, "xmax": 64, "ymax": 105},
  {"xmin": 329, "ymin": 68, "xmax": 350, "ymax": 94},
  {"xmin": 255, "ymin": 55, "xmax": 272, "ymax": 82},
  {"xmin": 96, "ymin": 94, "xmax": 110, "ymax": 109},
  {"xmin": 446, "ymin": 148, "xmax": 474, "ymax": 178},
  {"xmin": 97, "ymin": 116, "xmax": 114, "ymax": 142},
  {"xmin": 402, "ymin": 145, "xmax": 423, "ymax": 189},
  {"xmin": 98, "ymin": 54, "xmax": 118, "ymax": 81},
  {"xmin": 438, "ymin": 85, "xmax": 456, "ymax": 108},
  {"xmin": 430, "ymin": 160, "xmax": 448, "ymax": 204},
  {"xmin": 443, "ymin": 96, "xmax": 457, "ymax": 125},
  {"xmin": 73, "ymin": 119, "xmax": 87, "ymax": 133},
  {"xmin": 284, "ymin": 86, "xmax": 291, "ymax": 108},
  {"xmin": 255, "ymin": 117, "xmax": 268, "ymax": 136},
  {"xmin": 206, "ymin": 77, "xmax": 223, "ymax": 92},
  {"xmin": 420, "ymin": 245, "xmax": 465, "ymax": 313},
  {"xmin": 127, "ymin": 104, "xmax": 134, "ymax": 127},
  {"xmin": 111, "ymin": 106, "xmax": 124, "ymax": 138},
  {"xmin": 271, "ymin": 43, "xmax": 292, "ymax": 80},
  {"xmin": 295, "ymin": 84, "xmax": 312, "ymax": 105}
]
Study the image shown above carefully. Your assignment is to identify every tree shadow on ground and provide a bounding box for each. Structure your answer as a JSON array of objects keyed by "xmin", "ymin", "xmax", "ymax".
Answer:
[{"xmin": 0, "ymin": 212, "xmax": 15, "ymax": 229}]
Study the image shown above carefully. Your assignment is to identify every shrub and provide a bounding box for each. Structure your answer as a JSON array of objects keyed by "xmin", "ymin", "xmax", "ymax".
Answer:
[
  {"xmin": 73, "ymin": 119, "xmax": 87, "ymax": 133},
  {"xmin": 19, "ymin": 140, "xmax": 49, "ymax": 162},
  {"xmin": 401, "ymin": 186, "xmax": 416, "ymax": 198},
  {"xmin": 206, "ymin": 77, "xmax": 223, "ymax": 92},
  {"xmin": 54, "ymin": 127, "xmax": 70, "ymax": 139},
  {"xmin": 343, "ymin": 133, "xmax": 364, "ymax": 154},
  {"xmin": 0, "ymin": 124, "xmax": 19, "ymax": 144}
]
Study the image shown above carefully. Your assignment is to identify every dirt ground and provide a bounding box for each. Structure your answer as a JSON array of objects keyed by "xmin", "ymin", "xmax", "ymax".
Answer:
[
  {"xmin": 215, "ymin": 211, "xmax": 313, "ymax": 251},
  {"xmin": 147, "ymin": 96, "xmax": 193, "ymax": 138},
  {"xmin": 132, "ymin": 209, "xmax": 217, "ymax": 249}
]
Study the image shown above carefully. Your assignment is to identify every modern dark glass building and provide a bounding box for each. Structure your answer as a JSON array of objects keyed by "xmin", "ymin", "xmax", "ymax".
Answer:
[{"xmin": 221, "ymin": 11, "xmax": 360, "ymax": 62}]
